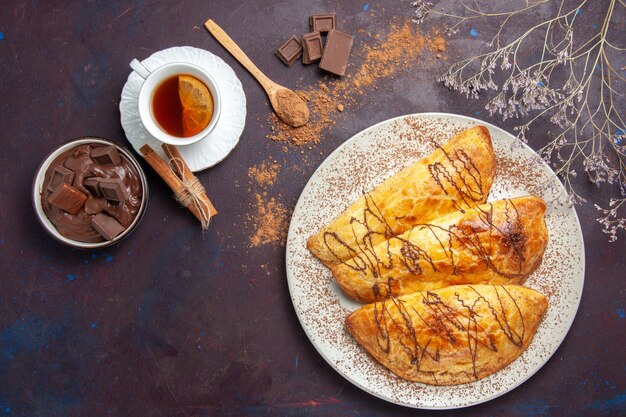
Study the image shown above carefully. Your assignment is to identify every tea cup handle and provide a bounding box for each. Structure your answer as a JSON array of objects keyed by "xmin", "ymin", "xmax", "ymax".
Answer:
[{"xmin": 130, "ymin": 59, "xmax": 151, "ymax": 80}]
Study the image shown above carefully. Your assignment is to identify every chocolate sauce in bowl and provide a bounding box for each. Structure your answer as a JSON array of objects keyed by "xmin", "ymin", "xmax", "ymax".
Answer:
[{"xmin": 41, "ymin": 144, "xmax": 142, "ymax": 243}]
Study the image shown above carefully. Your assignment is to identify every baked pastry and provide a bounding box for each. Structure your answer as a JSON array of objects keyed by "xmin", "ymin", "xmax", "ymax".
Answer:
[
  {"xmin": 346, "ymin": 284, "xmax": 548, "ymax": 385},
  {"xmin": 307, "ymin": 126, "xmax": 496, "ymax": 268},
  {"xmin": 331, "ymin": 196, "xmax": 548, "ymax": 302}
]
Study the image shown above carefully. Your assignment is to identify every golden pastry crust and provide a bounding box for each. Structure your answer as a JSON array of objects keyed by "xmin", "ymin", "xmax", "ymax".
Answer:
[
  {"xmin": 331, "ymin": 196, "xmax": 548, "ymax": 303},
  {"xmin": 346, "ymin": 285, "xmax": 548, "ymax": 385},
  {"xmin": 307, "ymin": 126, "xmax": 496, "ymax": 268}
]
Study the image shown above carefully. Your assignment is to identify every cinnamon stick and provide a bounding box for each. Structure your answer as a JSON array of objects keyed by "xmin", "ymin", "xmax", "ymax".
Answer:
[
  {"xmin": 139, "ymin": 144, "xmax": 217, "ymax": 227},
  {"xmin": 161, "ymin": 143, "xmax": 218, "ymax": 217}
]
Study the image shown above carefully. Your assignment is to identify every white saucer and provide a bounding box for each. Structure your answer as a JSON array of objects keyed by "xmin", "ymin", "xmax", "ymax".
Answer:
[{"xmin": 120, "ymin": 46, "xmax": 246, "ymax": 172}]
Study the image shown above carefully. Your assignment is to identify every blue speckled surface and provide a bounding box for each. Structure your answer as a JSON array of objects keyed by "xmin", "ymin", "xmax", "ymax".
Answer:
[{"xmin": 0, "ymin": 1, "xmax": 624, "ymax": 416}]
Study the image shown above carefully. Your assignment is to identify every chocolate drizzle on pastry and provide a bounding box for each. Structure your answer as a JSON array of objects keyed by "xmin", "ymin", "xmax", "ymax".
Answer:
[
  {"xmin": 330, "ymin": 196, "xmax": 548, "ymax": 302},
  {"xmin": 336, "ymin": 198, "xmax": 526, "ymax": 274},
  {"xmin": 428, "ymin": 146, "xmax": 485, "ymax": 213},
  {"xmin": 378, "ymin": 286, "xmax": 524, "ymax": 380},
  {"xmin": 307, "ymin": 126, "xmax": 497, "ymax": 268},
  {"xmin": 322, "ymin": 145, "xmax": 490, "ymax": 267},
  {"xmin": 346, "ymin": 284, "xmax": 545, "ymax": 385}
]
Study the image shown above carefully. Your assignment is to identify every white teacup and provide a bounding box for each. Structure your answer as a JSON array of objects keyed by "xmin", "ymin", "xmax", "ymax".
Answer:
[{"xmin": 130, "ymin": 59, "xmax": 221, "ymax": 146}]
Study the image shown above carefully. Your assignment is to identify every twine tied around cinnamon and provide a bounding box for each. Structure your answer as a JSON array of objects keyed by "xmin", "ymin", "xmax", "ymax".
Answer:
[
  {"xmin": 168, "ymin": 156, "xmax": 212, "ymax": 230},
  {"xmin": 139, "ymin": 144, "xmax": 218, "ymax": 231}
]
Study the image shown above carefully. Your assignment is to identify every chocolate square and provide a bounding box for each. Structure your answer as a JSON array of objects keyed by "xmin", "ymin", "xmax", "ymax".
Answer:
[
  {"xmin": 319, "ymin": 29, "xmax": 353, "ymax": 76},
  {"xmin": 46, "ymin": 166, "xmax": 75, "ymax": 193},
  {"xmin": 83, "ymin": 177, "xmax": 102, "ymax": 197},
  {"xmin": 99, "ymin": 178, "xmax": 130, "ymax": 202},
  {"xmin": 91, "ymin": 213, "xmax": 125, "ymax": 240},
  {"xmin": 63, "ymin": 156, "xmax": 84, "ymax": 173},
  {"xmin": 84, "ymin": 197, "xmax": 108, "ymax": 215},
  {"xmin": 301, "ymin": 32, "xmax": 324, "ymax": 64},
  {"xmin": 310, "ymin": 13, "xmax": 336, "ymax": 33},
  {"xmin": 275, "ymin": 36, "xmax": 303, "ymax": 66},
  {"xmin": 48, "ymin": 183, "xmax": 88, "ymax": 215},
  {"xmin": 91, "ymin": 145, "xmax": 121, "ymax": 166}
]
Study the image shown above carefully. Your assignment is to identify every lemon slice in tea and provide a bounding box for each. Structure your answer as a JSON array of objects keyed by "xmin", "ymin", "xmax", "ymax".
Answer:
[{"xmin": 178, "ymin": 75, "xmax": 214, "ymax": 137}]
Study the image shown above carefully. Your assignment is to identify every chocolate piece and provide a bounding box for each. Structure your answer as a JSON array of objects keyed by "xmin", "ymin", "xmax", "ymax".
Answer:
[
  {"xmin": 84, "ymin": 197, "xmax": 108, "ymax": 215},
  {"xmin": 310, "ymin": 13, "xmax": 336, "ymax": 33},
  {"xmin": 91, "ymin": 213, "xmax": 125, "ymax": 240},
  {"xmin": 99, "ymin": 178, "xmax": 130, "ymax": 202},
  {"xmin": 46, "ymin": 166, "xmax": 75, "ymax": 193},
  {"xmin": 91, "ymin": 145, "xmax": 121, "ymax": 166},
  {"xmin": 63, "ymin": 156, "xmax": 84, "ymax": 173},
  {"xmin": 319, "ymin": 29, "xmax": 353, "ymax": 76},
  {"xmin": 301, "ymin": 32, "xmax": 324, "ymax": 64},
  {"xmin": 275, "ymin": 36, "xmax": 303, "ymax": 66},
  {"xmin": 63, "ymin": 154, "xmax": 92, "ymax": 192},
  {"xmin": 48, "ymin": 183, "xmax": 88, "ymax": 215},
  {"xmin": 83, "ymin": 177, "xmax": 102, "ymax": 197}
]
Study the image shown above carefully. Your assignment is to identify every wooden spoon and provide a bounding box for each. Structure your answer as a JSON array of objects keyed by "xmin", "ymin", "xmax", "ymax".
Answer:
[{"xmin": 205, "ymin": 19, "xmax": 309, "ymax": 128}]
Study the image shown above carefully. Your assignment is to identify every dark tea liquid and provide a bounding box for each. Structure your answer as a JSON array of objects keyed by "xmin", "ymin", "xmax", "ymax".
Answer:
[{"xmin": 152, "ymin": 75, "xmax": 185, "ymax": 137}]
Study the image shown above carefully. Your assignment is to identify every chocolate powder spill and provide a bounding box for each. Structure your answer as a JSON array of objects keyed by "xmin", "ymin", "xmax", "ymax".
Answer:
[
  {"xmin": 246, "ymin": 161, "xmax": 291, "ymax": 247},
  {"xmin": 432, "ymin": 35, "xmax": 446, "ymax": 52},
  {"xmin": 266, "ymin": 20, "xmax": 446, "ymax": 146},
  {"xmin": 249, "ymin": 194, "xmax": 290, "ymax": 247},
  {"xmin": 248, "ymin": 161, "xmax": 280, "ymax": 187}
]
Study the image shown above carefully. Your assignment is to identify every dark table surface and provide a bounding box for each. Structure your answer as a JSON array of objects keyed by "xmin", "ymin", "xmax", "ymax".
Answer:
[{"xmin": 1, "ymin": 1, "xmax": 624, "ymax": 416}]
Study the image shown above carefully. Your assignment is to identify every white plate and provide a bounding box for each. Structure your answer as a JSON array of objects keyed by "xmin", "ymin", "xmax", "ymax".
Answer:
[
  {"xmin": 286, "ymin": 113, "xmax": 585, "ymax": 409},
  {"xmin": 120, "ymin": 46, "xmax": 246, "ymax": 172}
]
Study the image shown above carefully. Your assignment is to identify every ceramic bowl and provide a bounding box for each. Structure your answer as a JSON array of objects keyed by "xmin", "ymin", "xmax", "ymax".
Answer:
[{"xmin": 32, "ymin": 137, "xmax": 149, "ymax": 248}]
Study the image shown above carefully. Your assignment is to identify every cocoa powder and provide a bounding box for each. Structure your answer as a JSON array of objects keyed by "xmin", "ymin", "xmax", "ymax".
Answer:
[
  {"xmin": 274, "ymin": 89, "xmax": 309, "ymax": 127},
  {"xmin": 246, "ymin": 161, "xmax": 291, "ymax": 247},
  {"xmin": 249, "ymin": 194, "xmax": 290, "ymax": 247},
  {"xmin": 248, "ymin": 161, "xmax": 280, "ymax": 187},
  {"xmin": 265, "ymin": 20, "xmax": 445, "ymax": 146},
  {"xmin": 432, "ymin": 35, "xmax": 446, "ymax": 52}
]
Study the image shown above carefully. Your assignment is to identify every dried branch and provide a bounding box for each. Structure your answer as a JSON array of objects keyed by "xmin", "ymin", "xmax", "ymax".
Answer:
[{"xmin": 414, "ymin": 0, "xmax": 626, "ymax": 240}]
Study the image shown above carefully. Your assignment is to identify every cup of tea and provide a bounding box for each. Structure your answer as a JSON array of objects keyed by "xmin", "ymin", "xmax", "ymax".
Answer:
[{"xmin": 130, "ymin": 59, "xmax": 221, "ymax": 146}]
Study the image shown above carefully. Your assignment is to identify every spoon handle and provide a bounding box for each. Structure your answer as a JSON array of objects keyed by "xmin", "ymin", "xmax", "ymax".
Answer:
[{"xmin": 205, "ymin": 19, "xmax": 274, "ymax": 91}]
